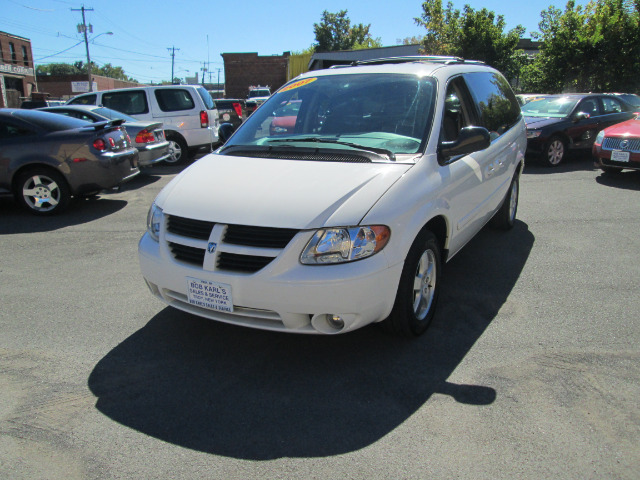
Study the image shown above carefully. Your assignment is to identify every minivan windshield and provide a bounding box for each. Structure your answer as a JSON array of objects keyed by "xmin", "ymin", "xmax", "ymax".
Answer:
[{"xmin": 221, "ymin": 73, "xmax": 436, "ymax": 160}]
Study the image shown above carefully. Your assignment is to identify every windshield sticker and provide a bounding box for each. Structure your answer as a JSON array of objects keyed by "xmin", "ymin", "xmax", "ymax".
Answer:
[{"xmin": 279, "ymin": 78, "xmax": 317, "ymax": 93}]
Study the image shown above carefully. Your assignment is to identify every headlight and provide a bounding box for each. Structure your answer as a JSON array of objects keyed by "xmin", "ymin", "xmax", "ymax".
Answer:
[
  {"xmin": 526, "ymin": 130, "xmax": 542, "ymax": 139},
  {"xmin": 300, "ymin": 226, "xmax": 390, "ymax": 265},
  {"xmin": 595, "ymin": 130, "xmax": 605, "ymax": 145},
  {"xmin": 146, "ymin": 203, "xmax": 163, "ymax": 242}
]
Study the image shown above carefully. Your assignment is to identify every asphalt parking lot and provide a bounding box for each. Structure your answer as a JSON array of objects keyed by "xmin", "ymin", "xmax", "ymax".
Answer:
[{"xmin": 1, "ymin": 153, "xmax": 638, "ymax": 479}]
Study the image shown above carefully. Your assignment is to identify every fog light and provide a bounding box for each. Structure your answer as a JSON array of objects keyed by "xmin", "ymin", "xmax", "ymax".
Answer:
[{"xmin": 327, "ymin": 314, "xmax": 345, "ymax": 329}]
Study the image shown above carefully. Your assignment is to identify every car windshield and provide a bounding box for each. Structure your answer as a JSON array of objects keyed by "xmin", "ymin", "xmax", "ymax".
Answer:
[
  {"xmin": 222, "ymin": 73, "xmax": 437, "ymax": 160},
  {"xmin": 521, "ymin": 97, "xmax": 579, "ymax": 118},
  {"xmin": 249, "ymin": 89, "xmax": 270, "ymax": 98},
  {"xmin": 92, "ymin": 107, "xmax": 138, "ymax": 122}
]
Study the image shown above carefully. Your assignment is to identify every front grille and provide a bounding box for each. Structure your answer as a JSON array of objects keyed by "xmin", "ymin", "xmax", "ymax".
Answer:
[
  {"xmin": 224, "ymin": 224, "xmax": 298, "ymax": 248},
  {"xmin": 602, "ymin": 137, "xmax": 640, "ymax": 152},
  {"xmin": 169, "ymin": 242, "xmax": 205, "ymax": 265},
  {"xmin": 167, "ymin": 215, "xmax": 215, "ymax": 240},
  {"xmin": 217, "ymin": 252, "xmax": 276, "ymax": 272}
]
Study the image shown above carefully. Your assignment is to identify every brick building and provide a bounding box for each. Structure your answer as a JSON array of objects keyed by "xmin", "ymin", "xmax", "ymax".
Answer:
[
  {"xmin": 0, "ymin": 31, "xmax": 37, "ymax": 108},
  {"xmin": 221, "ymin": 52, "xmax": 290, "ymax": 99},
  {"xmin": 37, "ymin": 74, "xmax": 142, "ymax": 101}
]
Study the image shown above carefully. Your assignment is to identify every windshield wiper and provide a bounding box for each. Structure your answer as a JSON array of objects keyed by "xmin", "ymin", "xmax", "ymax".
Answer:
[{"xmin": 267, "ymin": 137, "xmax": 396, "ymax": 161}]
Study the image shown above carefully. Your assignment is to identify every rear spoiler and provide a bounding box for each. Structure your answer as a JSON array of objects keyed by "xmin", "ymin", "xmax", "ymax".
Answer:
[{"xmin": 83, "ymin": 118, "xmax": 126, "ymax": 131}]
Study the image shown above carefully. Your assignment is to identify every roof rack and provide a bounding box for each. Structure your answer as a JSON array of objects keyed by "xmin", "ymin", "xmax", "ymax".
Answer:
[{"xmin": 351, "ymin": 56, "xmax": 486, "ymax": 66}]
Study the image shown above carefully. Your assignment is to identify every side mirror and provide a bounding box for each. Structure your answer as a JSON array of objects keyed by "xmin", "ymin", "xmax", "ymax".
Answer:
[
  {"xmin": 218, "ymin": 123, "xmax": 236, "ymax": 144},
  {"xmin": 439, "ymin": 126, "xmax": 491, "ymax": 160},
  {"xmin": 573, "ymin": 112, "xmax": 590, "ymax": 122}
]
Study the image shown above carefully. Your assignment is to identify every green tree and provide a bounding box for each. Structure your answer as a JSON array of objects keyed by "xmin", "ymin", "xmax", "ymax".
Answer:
[
  {"xmin": 522, "ymin": 0, "xmax": 640, "ymax": 93},
  {"xmin": 415, "ymin": 1, "xmax": 525, "ymax": 81},
  {"xmin": 313, "ymin": 10, "xmax": 380, "ymax": 52},
  {"xmin": 36, "ymin": 61, "xmax": 137, "ymax": 83},
  {"xmin": 36, "ymin": 63, "xmax": 81, "ymax": 75}
]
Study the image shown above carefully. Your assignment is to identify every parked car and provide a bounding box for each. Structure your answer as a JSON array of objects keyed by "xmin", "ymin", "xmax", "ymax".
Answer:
[
  {"xmin": 516, "ymin": 94, "xmax": 549, "ymax": 106},
  {"xmin": 39, "ymin": 105, "xmax": 170, "ymax": 167},
  {"xmin": 0, "ymin": 109, "xmax": 139, "ymax": 215},
  {"xmin": 247, "ymin": 86, "xmax": 271, "ymax": 106},
  {"xmin": 213, "ymin": 99, "xmax": 246, "ymax": 144},
  {"xmin": 269, "ymin": 99, "xmax": 301, "ymax": 135},
  {"xmin": 592, "ymin": 114, "xmax": 640, "ymax": 173},
  {"xmin": 522, "ymin": 93, "xmax": 636, "ymax": 166},
  {"xmin": 139, "ymin": 56, "xmax": 527, "ymax": 337},
  {"xmin": 609, "ymin": 93, "xmax": 640, "ymax": 109},
  {"xmin": 20, "ymin": 99, "xmax": 66, "ymax": 109},
  {"xmin": 67, "ymin": 85, "xmax": 219, "ymax": 164}
]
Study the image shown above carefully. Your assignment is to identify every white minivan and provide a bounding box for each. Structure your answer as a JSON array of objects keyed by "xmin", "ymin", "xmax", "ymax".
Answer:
[
  {"xmin": 139, "ymin": 57, "xmax": 527, "ymax": 336},
  {"xmin": 67, "ymin": 85, "xmax": 219, "ymax": 163}
]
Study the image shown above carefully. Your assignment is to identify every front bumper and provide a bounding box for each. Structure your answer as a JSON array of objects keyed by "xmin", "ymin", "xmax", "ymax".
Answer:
[{"xmin": 138, "ymin": 230, "xmax": 403, "ymax": 335}]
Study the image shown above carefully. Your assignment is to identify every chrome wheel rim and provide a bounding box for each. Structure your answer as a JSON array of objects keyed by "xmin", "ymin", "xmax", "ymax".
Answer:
[
  {"xmin": 22, "ymin": 174, "xmax": 60, "ymax": 212},
  {"xmin": 547, "ymin": 140, "xmax": 564, "ymax": 165},
  {"xmin": 413, "ymin": 249, "xmax": 437, "ymax": 321},
  {"xmin": 166, "ymin": 140, "xmax": 182, "ymax": 163}
]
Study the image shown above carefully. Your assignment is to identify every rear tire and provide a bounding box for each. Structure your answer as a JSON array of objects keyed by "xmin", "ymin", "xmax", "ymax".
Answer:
[
  {"xmin": 166, "ymin": 135, "xmax": 188, "ymax": 164},
  {"xmin": 382, "ymin": 231, "xmax": 441, "ymax": 336},
  {"xmin": 15, "ymin": 167, "xmax": 70, "ymax": 215}
]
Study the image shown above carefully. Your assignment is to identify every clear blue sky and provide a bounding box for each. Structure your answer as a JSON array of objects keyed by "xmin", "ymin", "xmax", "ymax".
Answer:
[{"xmin": 3, "ymin": 0, "xmax": 588, "ymax": 84}]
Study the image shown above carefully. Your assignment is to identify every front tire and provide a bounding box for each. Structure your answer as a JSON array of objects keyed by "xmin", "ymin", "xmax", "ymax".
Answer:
[
  {"xmin": 542, "ymin": 136, "xmax": 566, "ymax": 167},
  {"xmin": 491, "ymin": 173, "xmax": 519, "ymax": 230},
  {"xmin": 15, "ymin": 168, "xmax": 70, "ymax": 215},
  {"xmin": 382, "ymin": 231, "xmax": 441, "ymax": 336}
]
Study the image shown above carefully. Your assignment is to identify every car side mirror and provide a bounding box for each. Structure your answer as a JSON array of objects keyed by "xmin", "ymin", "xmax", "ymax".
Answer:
[
  {"xmin": 573, "ymin": 112, "xmax": 590, "ymax": 122},
  {"xmin": 439, "ymin": 126, "xmax": 491, "ymax": 160},
  {"xmin": 218, "ymin": 123, "xmax": 236, "ymax": 144}
]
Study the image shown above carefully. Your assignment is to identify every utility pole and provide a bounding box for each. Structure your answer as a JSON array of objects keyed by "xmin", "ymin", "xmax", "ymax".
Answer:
[
  {"xmin": 201, "ymin": 62, "xmax": 207, "ymax": 86},
  {"xmin": 167, "ymin": 46, "xmax": 179, "ymax": 84},
  {"xmin": 71, "ymin": 5, "xmax": 94, "ymax": 91}
]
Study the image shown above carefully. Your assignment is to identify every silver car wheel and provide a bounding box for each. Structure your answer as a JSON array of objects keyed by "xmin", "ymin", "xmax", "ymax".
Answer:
[
  {"xmin": 22, "ymin": 174, "xmax": 61, "ymax": 213},
  {"xmin": 547, "ymin": 139, "xmax": 565, "ymax": 165},
  {"xmin": 413, "ymin": 249, "xmax": 437, "ymax": 321},
  {"xmin": 166, "ymin": 139, "xmax": 182, "ymax": 164}
]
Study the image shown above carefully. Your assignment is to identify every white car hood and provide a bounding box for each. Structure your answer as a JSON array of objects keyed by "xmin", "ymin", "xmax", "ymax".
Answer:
[{"xmin": 156, "ymin": 153, "xmax": 412, "ymax": 229}]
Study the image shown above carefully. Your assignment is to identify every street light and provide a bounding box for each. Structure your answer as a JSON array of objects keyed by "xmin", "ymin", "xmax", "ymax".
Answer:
[{"xmin": 84, "ymin": 31, "xmax": 113, "ymax": 92}]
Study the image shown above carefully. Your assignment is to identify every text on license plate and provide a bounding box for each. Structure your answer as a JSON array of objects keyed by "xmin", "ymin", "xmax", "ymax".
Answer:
[
  {"xmin": 186, "ymin": 277, "xmax": 233, "ymax": 312},
  {"xmin": 611, "ymin": 150, "xmax": 630, "ymax": 162}
]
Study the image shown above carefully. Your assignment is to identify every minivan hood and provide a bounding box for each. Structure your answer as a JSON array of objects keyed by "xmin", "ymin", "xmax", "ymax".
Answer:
[{"xmin": 156, "ymin": 153, "xmax": 412, "ymax": 229}]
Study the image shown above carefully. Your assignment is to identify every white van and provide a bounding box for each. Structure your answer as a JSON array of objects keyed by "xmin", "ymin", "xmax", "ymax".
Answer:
[
  {"xmin": 67, "ymin": 85, "xmax": 219, "ymax": 163},
  {"xmin": 139, "ymin": 57, "xmax": 527, "ymax": 336}
]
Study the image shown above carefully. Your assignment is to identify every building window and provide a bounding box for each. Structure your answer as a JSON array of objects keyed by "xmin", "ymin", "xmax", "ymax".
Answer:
[
  {"xmin": 9, "ymin": 42, "xmax": 17, "ymax": 64},
  {"xmin": 0, "ymin": 41, "xmax": 4, "ymax": 63},
  {"xmin": 22, "ymin": 46, "xmax": 29, "ymax": 67}
]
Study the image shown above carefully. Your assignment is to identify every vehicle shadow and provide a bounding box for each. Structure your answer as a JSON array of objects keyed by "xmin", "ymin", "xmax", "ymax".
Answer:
[
  {"xmin": 88, "ymin": 221, "xmax": 535, "ymax": 459},
  {"xmin": 523, "ymin": 153, "xmax": 596, "ymax": 174},
  {"xmin": 595, "ymin": 170, "xmax": 640, "ymax": 191},
  {"xmin": 0, "ymin": 196, "xmax": 128, "ymax": 234}
]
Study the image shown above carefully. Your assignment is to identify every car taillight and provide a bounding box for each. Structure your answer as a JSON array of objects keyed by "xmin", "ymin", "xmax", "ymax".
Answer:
[
  {"xmin": 93, "ymin": 138, "xmax": 107, "ymax": 151},
  {"xmin": 108, "ymin": 137, "xmax": 116, "ymax": 148},
  {"xmin": 200, "ymin": 110, "xmax": 209, "ymax": 128},
  {"xmin": 135, "ymin": 129, "xmax": 155, "ymax": 144},
  {"xmin": 232, "ymin": 102, "xmax": 242, "ymax": 117}
]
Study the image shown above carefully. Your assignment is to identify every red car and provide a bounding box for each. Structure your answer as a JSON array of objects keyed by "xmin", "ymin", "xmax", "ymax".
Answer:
[{"xmin": 593, "ymin": 114, "xmax": 640, "ymax": 173}]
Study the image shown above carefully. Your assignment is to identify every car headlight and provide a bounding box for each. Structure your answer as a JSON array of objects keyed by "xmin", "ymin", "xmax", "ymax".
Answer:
[
  {"xmin": 146, "ymin": 203, "xmax": 163, "ymax": 242},
  {"xmin": 300, "ymin": 226, "xmax": 390, "ymax": 265},
  {"xmin": 595, "ymin": 130, "xmax": 605, "ymax": 145},
  {"xmin": 526, "ymin": 130, "xmax": 542, "ymax": 139}
]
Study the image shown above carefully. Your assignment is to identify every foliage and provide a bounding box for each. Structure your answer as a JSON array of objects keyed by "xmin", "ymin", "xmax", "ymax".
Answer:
[
  {"xmin": 522, "ymin": 0, "xmax": 640, "ymax": 93},
  {"xmin": 415, "ymin": 1, "xmax": 526, "ymax": 81},
  {"xmin": 313, "ymin": 10, "xmax": 380, "ymax": 52},
  {"xmin": 36, "ymin": 61, "xmax": 137, "ymax": 83}
]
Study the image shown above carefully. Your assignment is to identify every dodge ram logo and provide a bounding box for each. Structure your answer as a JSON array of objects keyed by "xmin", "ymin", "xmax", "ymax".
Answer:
[{"xmin": 207, "ymin": 242, "xmax": 217, "ymax": 254}]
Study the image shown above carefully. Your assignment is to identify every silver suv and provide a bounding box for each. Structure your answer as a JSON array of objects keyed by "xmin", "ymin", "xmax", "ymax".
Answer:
[
  {"xmin": 139, "ymin": 56, "xmax": 526, "ymax": 336},
  {"xmin": 67, "ymin": 85, "xmax": 219, "ymax": 163}
]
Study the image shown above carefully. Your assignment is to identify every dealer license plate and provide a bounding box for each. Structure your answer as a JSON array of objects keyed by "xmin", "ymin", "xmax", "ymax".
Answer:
[
  {"xmin": 611, "ymin": 150, "xmax": 630, "ymax": 162},
  {"xmin": 186, "ymin": 277, "xmax": 233, "ymax": 312}
]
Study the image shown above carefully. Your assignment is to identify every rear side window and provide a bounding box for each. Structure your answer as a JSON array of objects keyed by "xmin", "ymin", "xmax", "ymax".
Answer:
[
  {"xmin": 601, "ymin": 97, "xmax": 624, "ymax": 115},
  {"xmin": 102, "ymin": 91, "xmax": 149, "ymax": 115},
  {"xmin": 0, "ymin": 121, "xmax": 35, "ymax": 139},
  {"xmin": 68, "ymin": 94, "xmax": 97, "ymax": 106},
  {"xmin": 155, "ymin": 89, "xmax": 195, "ymax": 112},
  {"xmin": 196, "ymin": 86, "xmax": 215, "ymax": 110},
  {"xmin": 464, "ymin": 72, "xmax": 521, "ymax": 139}
]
